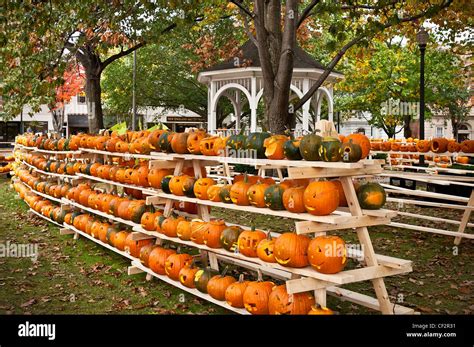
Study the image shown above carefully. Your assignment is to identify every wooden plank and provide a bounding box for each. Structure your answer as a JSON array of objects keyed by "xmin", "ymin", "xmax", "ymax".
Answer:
[
  {"xmin": 387, "ymin": 197, "xmax": 474, "ymax": 210},
  {"xmin": 454, "ymin": 189, "xmax": 474, "ymax": 245},
  {"xmin": 127, "ymin": 266, "xmax": 145, "ymax": 275},
  {"xmin": 389, "ymin": 222, "xmax": 474, "ymax": 239},
  {"xmin": 380, "ymin": 171, "xmax": 474, "ymax": 183},
  {"xmin": 382, "ymin": 185, "xmax": 469, "ymax": 203},
  {"xmin": 335, "ymin": 207, "xmax": 397, "ymax": 219},
  {"xmin": 60, "ymin": 228, "xmax": 75, "ymax": 235},
  {"xmin": 77, "ymin": 173, "xmax": 162, "ymax": 196},
  {"xmin": 145, "ymin": 196, "xmax": 167, "ymax": 205},
  {"xmin": 130, "ymin": 260, "xmax": 250, "ymax": 315},
  {"xmin": 326, "ymin": 287, "xmax": 416, "ymax": 314},
  {"xmin": 396, "ymin": 211, "xmax": 474, "ymax": 228},
  {"xmin": 131, "ymin": 232, "xmax": 156, "ymax": 241},
  {"xmin": 288, "ymin": 165, "xmax": 382, "ymax": 179},
  {"xmin": 295, "ymin": 216, "xmax": 390, "ymax": 234}
]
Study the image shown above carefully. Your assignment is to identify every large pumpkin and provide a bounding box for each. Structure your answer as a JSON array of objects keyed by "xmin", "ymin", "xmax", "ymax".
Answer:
[
  {"xmin": 282, "ymin": 186, "xmax": 306, "ymax": 213},
  {"xmin": 264, "ymin": 184, "xmax": 285, "ymax": 210},
  {"xmin": 264, "ymin": 135, "xmax": 288, "ymax": 160},
  {"xmin": 416, "ymin": 140, "xmax": 431, "ymax": 153},
  {"xmin": 194, "ymin": 178, "xmax": 215, "ymax": 200},
  {"xmin": 176, "ymin": 220, "xmax": 192, "ymax": 241},
  {"xmin": 124, "ymin": 234, "xmax": 154, "ymax": 258},
  {"xmin": 308, "ymin": 235, "xmax": 347, "ymax": 274},
  {"xmin": 268, "ymin": 285, "xmax": 315, "ymax": 315},
  {"xmin": 187, "ymin": 131, "xmax": 207, "ymax": 154},
  {"xmin": 319, "ymin": 137, "xmax": 342, "ymax": 162},
  {"xmin": 157, "ymin": 132, "xmax": 175, "ymax": 152},
  {"xmin": 203, "ymin": 219, "xmax": 227, "ymax": 248},
  {"xmin": 256, "ymin": 233, "xmax": 276, "ymax": 263},
  {"xmin": 245, "ymin": 132, "xmax": 271, "ymax": 159},
  {"xmin": 220, "ymin": 225, "xmax": 244, "ymax": 252},
  {"xmin": 230, "ymin": 176, "xmax": 253, "ymax": 206},
  {"xmin": 461, "ymin": 140, "xmax": 474, "ymax": 153},
  {"xmin": 161, "ymin": 215, "xmax": 186, "ymax": 237},
  {"xmin": 343, "ymin": 133, "xmax": 370, "ymax": 159},
  {"xmin": 331, "ymin": 180, "xmax": 348, "ymax": 207},
  {"xmin": 179, "ymin": 266, "xmax": 199, "ymax": 288},
  {"xmin": 431, "ymin": 138, "xmax": 448, "ymax": 153},
  {"xmin": 357, "ymin": 182, "xmax": 386, "ymax": 209},
  {"xmin": 237, "ymin": 227, "xmax": 266, "ymax": 257},
  {"xmin": 274, "ymin": 232, "xmax": 311, "ymax": 268},
  {"xmin": 207, "ymin": 274, "xmax": 237, "ymax": 301},
  {"xmin": 303, "ymin": 181, "xmax": 339, "ymax": 216},
  {"xmin": 190, "ymin": 219, "xmax": 209, "ymax": 244},
  {"xmin": 299, "ymin": 133, "xmax": 322, "ymax": 161},
  {"xmin": 170, "ymin": 132, "xmax": 190, "ymax": 154},
  {"xmin": 247, "ymin": 182, "xmax": 270, "ymax": 208},
  {"xmin": 341, "ymin": 139, "xmax": 362, "ymax": 163},
  {"xmin": 225, "ymin": 275, "xmax": 249, "ymax": 308},
  {"xmin": 148, "ymin": 247, "xmax": 176, "ymax": 275},
  {"xmin": 194, "ymin": 267, "xmax": 219, "ymax": 293},
  {"xmin": 243, "ymin": 281, "xmax": 275, "ymax": 315}
]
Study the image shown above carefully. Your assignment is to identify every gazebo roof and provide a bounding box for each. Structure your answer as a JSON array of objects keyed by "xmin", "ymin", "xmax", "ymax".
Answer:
[{"xmin": 201, "ymin": 40, "xmax": 329, "ymax": 72}]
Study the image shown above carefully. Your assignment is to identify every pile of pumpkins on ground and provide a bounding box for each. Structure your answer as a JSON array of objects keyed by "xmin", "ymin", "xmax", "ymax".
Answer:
[
  {"xmin": 16, "ymin": 129, "xmax": 371, "ymax": 163},
  {"xmin": 371, "ymin": 137, "xmax": 474, "ymax": 166}
]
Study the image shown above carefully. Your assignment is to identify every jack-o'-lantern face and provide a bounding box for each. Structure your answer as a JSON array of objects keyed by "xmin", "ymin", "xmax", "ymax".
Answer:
[
  {"xmin": 268, "ymin": 285, "xmax": 315, "ymax": 315},
  {"xmin": 124, "ymin": 168, "xmax": 134, "ymax": 184},
  {"xmin": 187, "ymin": 131, "xmax": 207, "ymax": 154},
  {"xmin": 256, "ymin": 236, "xmax": 276, "ymax": 263},
  {"xmin": 165, "ymin": 253, "xmax": 193, "ymax": 281},
  {"xmin": 307, "ymin": 236, "xmax": 347, "ymax": 274},
  {"xmin": 193, "ymin": 178, "xmax": 215, "ymax": 200},
  {"xmin": 243, "ymin": 281, "xmax": 275, "ymax": 315},
  {"xmin": 199, "ymin": 137, "xmax": 217, "ymax": 156},
  {"xmin": 179, "ymin": 266, "xmax": 199, "ymax": 288},
  {"xmin": 273, "ymin": 233, "xmax": 311, "ymax": 268},
  {"xmin": 237, "ymin": 228, "xmax": 266, "ymax": 257},
  {"xmin": 219, "ymin": 226, "xmax": 244, "ymax": 251}
]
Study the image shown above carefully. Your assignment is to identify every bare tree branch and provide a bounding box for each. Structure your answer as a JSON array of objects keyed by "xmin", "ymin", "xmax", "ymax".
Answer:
[
  {"xmin": 230, "ymin": 0, "xmax": 254, "ymax": 18},
  {"xmin": 297, "ymin": 0, "xmax": 320, "ymax": 28}
]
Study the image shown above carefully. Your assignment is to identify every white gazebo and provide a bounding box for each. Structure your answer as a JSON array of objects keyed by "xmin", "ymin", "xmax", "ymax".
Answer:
[{"xmin": 197, "ymin": 40, "xmax": 344, "ymax": 133}]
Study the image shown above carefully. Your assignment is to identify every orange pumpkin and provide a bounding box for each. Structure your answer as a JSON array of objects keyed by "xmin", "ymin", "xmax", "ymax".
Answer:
[
  {"xmin": 207, "ymin": 274, "xmax": 237, "ymax": 301},
  {"xmin": 161, "ymin": 215, "xmax": 186, "ymax": 237},
  {"xmin": 331, "ymin": 180, "xmax": 348, "ymax": 207},
  {"xmin": 274, "ymin": 232, "xmax": 311, "ymax": 268},
  {"xmin": 256, "ymin": 233, "xmax": 276, "ymax": 263},
  {"xmin": 225, "ymin": 275, "xmax": 249, "ymax": 308},
  {"xmin": 165, "ymin": 253, "xmax": 193, "ymax": 281},
  {"xmin": 170, "ymin": 132, "xmax": 190, "ymax": 154},
  {"xmin": 416, "ymin": 140, "xmax": 431, "ymax": 153},
  {"xmin": 124, "ymin": 233, "xmax": 154, "ymax": 258},
  {"xmin": 268, "ymin": 285, "xmax": 315, "ymax": 315},
  {"xmin": 461, "ymin": 140, "xmax": 474, "ymax": 153},
  {"xmin": 207, "ymin": 184, "xmax": 223, "ymax": 202},
  {"xmin": 247, "ymin": 182, "xmax": 269, "ymax": 208},
  {"xmin": 282, "ymin": 186, "xmax": 306, "ymax": 213},
  {"xmin": 303, "ymin": 181, "xmax": 339, "ymax": 216},
  {"xmin": 431, "ymin": 138, "xmax": 448, "ymax": 153},
  {"xmin": 343, "ymin": 134, "xmax": 370, "ymax": 159},
  {"xmin": 307, "ymin": 304, "xmax": 334, "ymax": 315},
  {"xmin": 176, "ymin": 220, "xmax": 192, "ymax": 241},
  {"xmin": 190, "ymin": 219, "xmax": 209, "ymax": 244},
  {"xmin": 199, "ymin": 136, "xmax": 218, "ymax": 156},
  {"xmin": 179, "ymin": 266, "xmax": 199, "ymax": 288},
  {"xmin": 237, "ymin": 227, "xmax": 266, "ymax": 257},
  {"xmin": 308, "ymin": 235, "xmax": 347, "ymax": 274},
  {"xmin": 203, "ymin": 219, "xmax": 227, "ymax": 248},
  {"xmin": 148, "ymin": 168, "xmax": 173, "ymax": 189},
  {"xmin": 230, "ymin": 176, "xmax": 253, "ymax": 206},
  {"xmin": 264, "ymin": 135, "xmax": 288, "ymax": 160},
  {"xmin": 148, "ymin": 247, "xmax": 176, "ymax": 275},
  {"xmin": 193, "ymin": 178, "xmax": 215, "ymax": 200},
  {"xmin": 243, "ymin": 281, "xmax": 275, "ymax": 315},
  {"xmin": 187, "ymin": 131, "xmax": 207, "ymax": 154},
  {"xmin": 448, "ymin": 141, "xmax": 461, "ymax": 153},
  {"xmin": 141, "ymin": 211, "xmax": 162, "ymax": 231}
]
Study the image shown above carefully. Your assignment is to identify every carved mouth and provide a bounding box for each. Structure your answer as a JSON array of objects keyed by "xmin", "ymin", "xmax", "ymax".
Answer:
[
  {"xmin": 244, "ymin": 303, "xmax": 258, "ymax": 311},
  {"xmin": 275, "ymin": 256, "xmax": 291, "ymax": 264}
]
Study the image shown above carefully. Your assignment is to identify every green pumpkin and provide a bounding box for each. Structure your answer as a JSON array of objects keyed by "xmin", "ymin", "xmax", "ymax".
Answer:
[
  {"xmin": 156, "ymin": 215, "xmax": 167, "ymax": 229},
  {"xmin": 69, "ymin": 211, "xmax": 82, "ymax": 225},
  {"xmin": 85, "ymin": 163, "xmax": 95, "ymax": 175},
  {"xmin": 157, "ymin": 132, "xmax": 174, "ymax": 152},
  {"xmin": 130, "ymin": 205, "xmax": 147, "ymax": 224},
  {"xmin": 55, "ymin": 210, "xmax": 68, "ymax": 224},
  {"xmin": 161, "ymin": 175, "xmax": 173, "ymax": 194},
  {"xmin": 106, "ymin": 226, "xmax": 119, "ymax": 246},
  {"xmin": 226, "ymin": 134, "xmax": 247, "ymax": 151},
  {"xmin": 341, "ymin": 139, "xmax": 362, "ymax": 163},
  {"xmin": 357, "ymin": 182, "xmax": 386, "ymax": 209},
  {"xmin": 246, "ymin": 132, "xmax": 271, "ymax": 159},
  {"xmin": 299, "ymin": 133, "xmax": 322, "ymax": 161},
  {"xmin": 183, "ymin": 177, "xmax": 196, "ymax": 198},
  {"xmin": 45, "ymin": 160, "xmax": 53, "ymax": 172},
  {"xmin": 283, "ymin": 139, "xmax": 302, "ymax": 160},
  {"xmin": 319, "ymin": 137, "xmax": 342, "ymax": 162},
  {"xmin": 63, "ymin": 138, "xmax": 70, "ymax": 151},
  {"xmin": 264, "ymin": 184, "xmax": 285, "ymax": 210},
  {"xmin": 39, "ymin": 138, "xmax": 46, "ymax": 149},
  {"xmin": 219, "ymin": 226, "xmax": 244, "ymax": 251},
  {"xmin": 50, "ymin": 140, "xmax": 59, "ymax": 151},
  {"xmin": 219, "ymin": 185, "xmax": 232, "ymax": 204},
  {"xmin": 194, "ymin": 267, "xmax": 219, "ymax": 293}
]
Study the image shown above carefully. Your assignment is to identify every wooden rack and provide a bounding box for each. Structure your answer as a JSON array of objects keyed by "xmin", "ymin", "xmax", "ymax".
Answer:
[{"xmin": 15, "ymin": 142, "xmax": 415, "ymax": 314}]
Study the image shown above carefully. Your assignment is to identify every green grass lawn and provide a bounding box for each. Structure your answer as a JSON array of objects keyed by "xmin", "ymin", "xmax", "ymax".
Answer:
[{"xmin": 0, "ymin": 176, "xmax": 473, "ymax": 314}]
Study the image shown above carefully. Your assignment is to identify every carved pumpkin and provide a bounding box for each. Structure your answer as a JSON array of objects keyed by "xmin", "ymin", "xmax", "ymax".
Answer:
[
  {"xmin": 264, "ymin": 184, "xmax": 285, "ymax": 210},
  {"xmin": 161, "ymin": 215, "xmax": 186, "ymax": 237},
  {"xmin": 170, "ymin": 132, "xmax": 190, "ymax": 154},
  {"xmin": 124, "ymin": 234, "xmax": 154, "ymax": 258},
  {"xmin": 341, "ymin": 139, "xmax": 362, "ymax": 163},
  {"xmin": 243, "ymin": 281, "xmax": 275, "ymax": 315},
  {"xmin": 431, "ymin": 138, "xmax": 449, "ymax": 153},
  {"xmin": 218, "ymin": 184, "xmax": 233, "ymax": 204},
  {"xmin": 148, "ymin": 247, "xmax": 176, "ymax": 275},
  {"xmin": 190, "ymin": 219, "xmax": 209, "ymax": 244},
  {"xmin": 169, "ymin": 175, "xmax": 189, "ymax": 196},
  {"xmin": 139, "ymin": 244, "xmax": 159, "ymax": 267},
  {"xmin": 264, "ymin": 135, "xmax": 288, "ymax": 160},
  {"xmin": 282, "ymin": 186, "xmax": 306, "ymax": 213},
  {"xmin": 416, "ymin": 140, "xmax": 431, "ymax": 153},
  {"xmin": 268, "ymin": 285, "xmax": 315, "ymax": 315},
  {"xmin": 246, "ymin": 132, "xmax": 271, "ymax": 159},
  {"xmin": 148, "ymin": 169, "xmax": 173, "ymax": 189},
  {"xmin": 308, "ymin": 235, "xmax": 347, "ymax": 274},
  {"xmin": 299, "ymin": 133, "xmax": 322, "ymax": 161},
  {"xmin": 256, "ymin": 233, "xmax": 276, "ymax": 263},
  {"xmin": 141, "ymin": 211, "xmax": 162, "ymax": 231},
  {"xmin": 230, "ymin": 176, "xmax": 253, "ymax": 205},
  {"xmin": 148, "ymin": 129, "xmax": 166, "ymax": 151},
  {"xmin": 303, "ymin": 181, "xmax": 339, "ymax": 216},
  {"xmin": 357, "ymin": 182, "xmax": 386, "ymax": 209},
  {"xmin": 226, "ymin": 133, "xmax": 247, "ymax": 151},
  {"xmin": 274, "ymin": 232, "xmax": 311, "ymax": 268},
  {"xmin": 447, "ymin": 141, "xmax": 461, "ymax": 153},
  {"xmin": 131, "ymin": 165, "xmax": 149, "ymax": 187},
  {"xmin": 115, "ymin": 141, "xmax": 129, "ymax": 153},
  {"xmin": 194, "ymin": 267, "xmax": 218, "ymax": 293},
  {"xmin": 157, "ymin": 131, "xmax": 175, "ymax": 152},
  {"xmin": 154, "ymin": 215, "xmax": 167, "ymax": 232},
  {"xmin": 237, "ymin": 227, "xmax": 266, "ymax": 257},
  {"xmin": 461, "ymin": 140, "xmax": 474, "ymax": 153},
  {"xmin": 179, "ymin": 265, "xmax": 199, "ymax": 288},
  {"xmin": 187, "ymin": 131, "xmax": 207, "ymax": 154},
  {"xmin": 199, "ymin": 136, "xmax": 218, "ymax": 156},
  {"xmin": 194, "ymin": 178, "xmax": 215, "ymax": 200},
  {"xmin": 220, "ymin": 225, "xmax": 244, "ymax": 252},
  {"xmin": 114, "ymin": 231, "xmax": 130, "ymax": 251},
  {"xmin": 247, "ymin": 182, "xmax": 270, "ymax": 208},
  {"xmin": 165, "ymin": 253, "xmax": 193, "ymax": 281},
  {"xmin": 207, "ymin": 272, "xmax": 237, "ymax": 301},
  {"xmin": 343, "ymin": 133, "xmax": 370, "ymax": 159},
  {"xmin": 203, "ymin": 219, "xmax": 227, "ymax": 248},
  {"xmin": 319, "ymin": 137, "xmax": 342, "ymax": 162}
]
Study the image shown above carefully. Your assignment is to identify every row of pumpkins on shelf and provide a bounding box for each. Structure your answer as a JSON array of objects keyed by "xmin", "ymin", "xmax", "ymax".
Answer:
[
  {"xmin": 140, "ymin": 211, "xmax": 348, "ymax": 274},
  {"xmin": 0, "ymin": 155, "xmax": 14, "ymax": 162},
  {"xmin": 387, "ymin": 153, "xmax": 472, "ymax": 166},
  {"xmin": 371, "ymin": 137, "xmax": 474, "ymax": 154},
  {"xmin": 160, "ymin": 173, "xmax": 387, "ymax": 214},
  {"xmin": 0, "ymin": 162, "xmax": 12, "ymax": 173},
  {"xmin": 16, "ymin": 129, "xmax": 371, "ymax": 162},
  {"xmin": 12, "ymin": 180, "xmax": 332, "ymax": 315},
  {"xmin": 65, "ymin": 212, "xmax": 333, "ymax": 315}
]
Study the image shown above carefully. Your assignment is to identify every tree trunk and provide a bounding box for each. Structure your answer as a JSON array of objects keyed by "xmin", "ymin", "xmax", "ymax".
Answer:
[
  {"xmin": 84, "ymin": 71, "xmax": 104, "ymax": 133},
  {"xmin": 451, "ymin": 115, "xmax": 459, "ymax": 141},
  {"xmin": 51, "ymin": 108, "xmax": 65, "ymax": 133},
  {"xmin": 403, "ymin": 115, "xmax": 412, "ymax": 138}
]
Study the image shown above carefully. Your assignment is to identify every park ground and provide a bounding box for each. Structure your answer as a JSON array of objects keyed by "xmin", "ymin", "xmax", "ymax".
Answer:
[{"xmin": 0, "ymin": 176, "xmax": 473, "ymax": 315}]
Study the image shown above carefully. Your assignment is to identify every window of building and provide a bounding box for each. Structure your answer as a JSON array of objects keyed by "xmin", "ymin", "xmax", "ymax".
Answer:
[
  {"xmin": 435, "ymin": 126, "xmax": 444, "ymax": 138},
  {"xmin": 458, "ymin": 123, "xmax": 471, "ymax": 142},
  {"xmin": 77, "ymin": 95, "xmax": 86, "ymax": 104}
]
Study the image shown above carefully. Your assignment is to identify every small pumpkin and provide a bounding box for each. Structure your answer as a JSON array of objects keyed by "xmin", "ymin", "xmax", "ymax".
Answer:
[
  {"xmin": 225, "ymin": 275, "xmax": 249, "ymax": 308},
  {"xmin": 199, "ymin": 136, "xmax": 218, "ymax": 156},
  {"xmin": 357, "ymin": 182, "xmax": 386, "ymax": 209},
  {"xmin": 274, "ymin": 232, "xmax": 311, "ymax": 268},
  {"xmin": 161, "ymin": 175, "xmax": 173, "ymax": 194},
  {"xmin": 207, "ymin": 184, "xmax": 223, "ymax": 202},
  {"xmin": 161, "ymin": 215, "xmax": 186, "ymax": 237},
  {"xmin": 148, "ymin": 169, "xmax": 173, "ymax": 189},
  {"xmin": 341, "ymin": 139, "xmax": 362, "ymax": 163},
  {"xmin": 416, "ymin": 140, "xmax": 431, "ymax": 153},
  {"xmin": 190, "ymin": 219, "xmax": 209, "ymax": 244},
  {"xmin": 218, "ymin": 184, "xmax": 233, "ymax": 204}
]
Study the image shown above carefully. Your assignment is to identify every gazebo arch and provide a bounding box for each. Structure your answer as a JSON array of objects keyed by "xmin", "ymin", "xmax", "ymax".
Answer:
[{"xmin": 198, "ymin": 40, "xmax": 344, "ymax": 133}]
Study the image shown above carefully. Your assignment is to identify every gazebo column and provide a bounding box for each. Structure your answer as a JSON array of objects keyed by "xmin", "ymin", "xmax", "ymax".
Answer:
[
  {"xmin": 250, "ymin": 76, "xmax": 257, "ymax": 132},
  {"xmin": 328, "ymin": 84, "xmax": 334, "ymax": 122},
  {"xmin": 235, "ymin": 90, "xmax": 241, "ymax": 131},
  {"xmin": 208, "ymin": 80, "xmax": 216, "ymax": 133},
  {"xmin": 302, "ymin": 78, "xmax": 310, "ymax": 131}
]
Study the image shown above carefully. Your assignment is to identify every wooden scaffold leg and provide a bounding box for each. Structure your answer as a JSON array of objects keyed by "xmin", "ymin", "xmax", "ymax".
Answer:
[{"xmin": 454, "ymin": 189, "xmax": 474, "ymax": 245}]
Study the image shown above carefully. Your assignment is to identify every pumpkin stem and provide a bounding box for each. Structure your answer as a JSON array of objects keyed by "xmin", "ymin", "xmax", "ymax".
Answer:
[
  {"xmin": 221, "ymin": 266, "xmax": 229, "ymax": 277},
  {"xmin": 266, "ymin": 231, "xmax": 272, "ymax": 240},
  {"xmin": 257, "ymin": 269, "xmax": 263, "ymax": 282},
  {"xmin": 238, "ymin": 274, "xmax": 244, "ymax": 283}
]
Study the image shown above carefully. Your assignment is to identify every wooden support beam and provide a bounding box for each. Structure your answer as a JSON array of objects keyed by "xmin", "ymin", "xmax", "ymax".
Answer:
[
  {"xmin": 288, "ymin": 166, "xmax": 382, "ymax": 179},
  {"xmin": 454, "ymin": 189, "xmax": 474, "ymax": 245},
  {"xmin": 295, "ymin": 216, "xmax": 390, "ymax": 234},
  {"xmin": 127, "ymin": 265, "xmax": 144, "ymax": 275}
]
